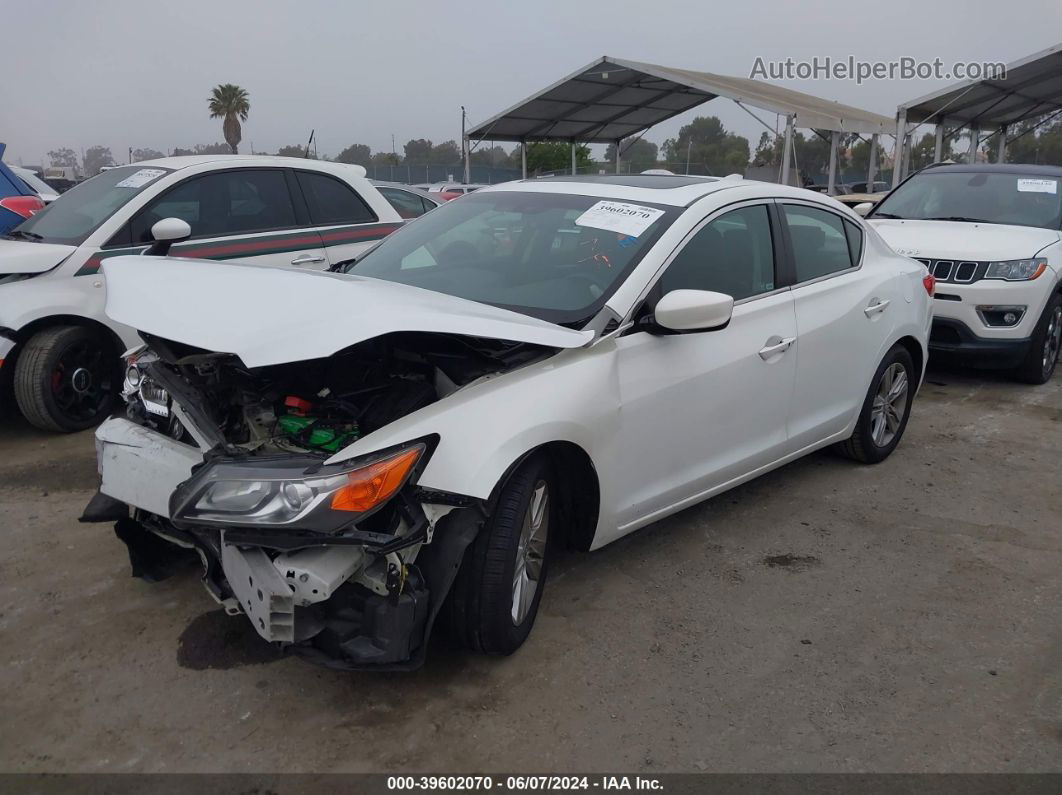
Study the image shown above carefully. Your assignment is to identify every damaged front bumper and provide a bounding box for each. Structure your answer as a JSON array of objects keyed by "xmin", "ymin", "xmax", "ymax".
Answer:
[{"xmin": 86, "ymin": 417, "xmax": 481, "ymax": 671}]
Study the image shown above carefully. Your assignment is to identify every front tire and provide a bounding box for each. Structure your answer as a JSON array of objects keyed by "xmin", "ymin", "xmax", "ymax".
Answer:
[
  {"xmin": 1012, "ymin": 294, "xmax": 1061, "ymax": 385},
  {"xmin": 835, "ymin": 344, "xmax": 916, "ymax": 464},
  {"xmin": 13, "ymin": 326, "xmax": 119, "ymax": 432},
  {"xmin": 448, "ymin": 454, "xmax": 554, "ymax": 655}
]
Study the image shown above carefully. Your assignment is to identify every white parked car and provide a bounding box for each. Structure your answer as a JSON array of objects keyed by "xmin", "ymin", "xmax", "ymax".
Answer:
[
  {"xmin": 10, "ymin": 166, "xmax": 60, "ymax": 203},
  {"xmin": 0, "ymin": 156, "xmax": 405, "ymax": 431},
  {"xmin": 84, "ymin": 174, "xmax": 931, "ymax": 670},
  {"xmin": 866, "ymin": 163, "xmax": 1062, "ymax": 384}
]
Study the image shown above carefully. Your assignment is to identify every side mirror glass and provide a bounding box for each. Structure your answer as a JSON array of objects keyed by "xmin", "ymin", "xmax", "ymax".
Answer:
[
  {"xmin": 653, "ymin": 289, "xmax": 734, "ymax": 333},
  {"xmin": 853, "ymin": 202, "xmax": 874, "ymax": 217},
  {"xmin": 145, "ymin": 217, "xmax": 192, "ymax": 256}
]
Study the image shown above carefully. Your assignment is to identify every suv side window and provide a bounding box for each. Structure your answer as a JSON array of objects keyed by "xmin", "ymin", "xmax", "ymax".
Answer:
[
  {"xmin": 783, "ymin": 204, "xmax": 857, "ymax": 282},
  {"xmin": 378, "ymin": 186, "xmax": 432, "ymax": 219},
  {"xmin": 295, "ymin": 171, "xmax": 376, "ymax": 226},
  {"xmin": 658, "ymin": 204, "xmax": 776, "ymax": 301},
  {"xmin": 131, "ymin": 169, "xmax": 297, "ymax": 242}
]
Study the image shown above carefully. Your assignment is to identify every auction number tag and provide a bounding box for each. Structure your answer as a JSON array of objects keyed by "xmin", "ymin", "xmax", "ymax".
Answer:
[
  {"xmin": 115, "ymin": 168, "xmax": 167, "ymax": 188},
  {"xmin": 1016, "ymin": 178, "xmax": 1057, "ymax": 194},
  {"xmin": 575, "ymin": 201, "xmax": 665, "ymax": 237}
]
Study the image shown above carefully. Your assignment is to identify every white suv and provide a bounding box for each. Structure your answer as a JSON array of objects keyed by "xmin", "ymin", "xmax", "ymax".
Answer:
[
  {"xmin": 0, "ymin": 156, "xmax": 405, "ymax": 431},
  {"xmin": 866, "ymin": 164, "xmax": 1062, "ymax": 384}
]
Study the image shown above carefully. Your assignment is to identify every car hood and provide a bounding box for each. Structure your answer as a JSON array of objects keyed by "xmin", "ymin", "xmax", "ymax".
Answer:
[
  {"xmin": 0, "ymin": 239, "xmax": 77, "ymax": 275},
  {"xmin": 102, "ymin": 256, "xmax": 594, "ymax": 367},
  {"xmin": 869, "ymin": 219, "xmax": 1061, "ymax": 261}
]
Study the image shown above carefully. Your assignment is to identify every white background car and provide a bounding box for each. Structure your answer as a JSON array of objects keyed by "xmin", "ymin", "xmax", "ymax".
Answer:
[
  {"xmin": 86, "ymin": 174, "xmax": 932, "ymax": 670},
  {"xmin": 868, "ymin": 163, "xmax": 1062, "ymax": 384},
  {"xmin": 10, "ymin": 166, "xmax": 60, "ymax": 203},
  {"xmin": 0, "ymin": 155, "xmax": 405, "ymax": 431}
]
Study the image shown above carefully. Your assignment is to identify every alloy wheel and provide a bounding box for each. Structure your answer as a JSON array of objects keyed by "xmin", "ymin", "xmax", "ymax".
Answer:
[
  {"xmin": 870, "ymin": 362, "xmax": 908, "ymax": 447},
  {"xmin": 512, "ymin": 480, "xmax": 549, "ymax": 625},
  {"xmin": 50, "ymin": 338, "xmax": 112, "ymax": 424},
  {"xmin": 1043, "ymin": 306, "xmax": 1062, "ymax": 379}
]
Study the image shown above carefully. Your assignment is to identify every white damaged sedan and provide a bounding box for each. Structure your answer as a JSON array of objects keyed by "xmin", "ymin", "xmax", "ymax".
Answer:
[{"xmin": 85, "ymin": 174, "xmax": 933, "ymax": 669}]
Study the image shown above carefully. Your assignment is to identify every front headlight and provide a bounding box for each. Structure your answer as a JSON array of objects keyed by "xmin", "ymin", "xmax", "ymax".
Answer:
[
  {"xmin": 170, "ymin": 443, "xmax": 426, "ymax": 531},
  {"xmin": 984, "ymin": 258, "xmax": 1047, "ymax": 281}
]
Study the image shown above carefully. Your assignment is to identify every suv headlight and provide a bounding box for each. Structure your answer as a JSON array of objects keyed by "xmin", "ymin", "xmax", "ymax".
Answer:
[
  {"xmin": 170, "ymin": 443, "xmax": 426, "ymax": 532},
  {"xmin": 984, "ymin": 258, "xmax": 1047, "ymax": 281}
]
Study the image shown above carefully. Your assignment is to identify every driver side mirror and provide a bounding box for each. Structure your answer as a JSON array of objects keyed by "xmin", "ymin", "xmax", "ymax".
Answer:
[
  {"xmin": 852, "ymin": 202, "xmax": 874, "ymax": 217},
  {"xmin": 648, "ymin": 289, "xmax": 734, "ymax": 333},
  {"xmin": 144, "ymin": 217, "xmax": 191, "ymax": 256}
]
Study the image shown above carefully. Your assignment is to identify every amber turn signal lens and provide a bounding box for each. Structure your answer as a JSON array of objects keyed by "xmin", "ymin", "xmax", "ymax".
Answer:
[{"xmin": 329, "ymin": 448, "xmax": 422, "ymax": 513}]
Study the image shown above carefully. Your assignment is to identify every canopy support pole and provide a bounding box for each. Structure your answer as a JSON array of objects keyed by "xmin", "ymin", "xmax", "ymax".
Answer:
[
  {"xmin": 615, "ymin": 139, "xmax": 621, "ymax": 174},
  {"xmin": 967, "ymin": 126, "xmax": 979, "ymax": 164},
  {"xmin": 997, "ymin": 125, "xmax": 1008, "ymax": 163},
  {"xmin": 780, "ymin": 114, "xmax": 794, "ymax": 186},
  {"xmin": 933, "ymin": 123, "xmax": 944, "ymax": 162},
  {"xmin": 891, "ymin": 109, "xmax": 907, "ymax": 188},
  {"xmin": 571, "ymin": 141, "xmax": 577, "ymax": 175},
  {"xmin": 867, "ymin": 133, "xmax": 879, "ymax": 190},
  {"xmin": 521, "ymin": 142, "xmax": 527, "ymax": 179},
  {"xmin": 827, "ymin": 130, "xmax": 840, "ymax": 195}
]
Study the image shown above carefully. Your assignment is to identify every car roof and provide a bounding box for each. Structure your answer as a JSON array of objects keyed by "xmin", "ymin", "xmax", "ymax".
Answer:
[
  {"xmin": 482, "ymin": 174, "xmax": 825, "ymax": 208},
  {"xmin": 919, "ymin": 163, "xmax": 1062, "ymax": 177},
  {"xmin": 128, "ymin": 154, "xmax": 369, "ymax": 178}
]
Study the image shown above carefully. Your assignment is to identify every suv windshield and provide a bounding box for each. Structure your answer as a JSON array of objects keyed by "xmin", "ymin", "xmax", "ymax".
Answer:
[
  {"xmin": 871, "ymin": 170, "xmax": 1062, "ymax": 229},
  {"xmin": 9, "ymin": 166, "xmax": 171, "ymax": 245},
  {"xmin": 344, "ymin": 190, "xmax": 677, "ymax": 324}
]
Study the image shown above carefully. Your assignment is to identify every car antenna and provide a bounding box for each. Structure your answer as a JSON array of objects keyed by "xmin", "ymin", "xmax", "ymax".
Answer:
[{"xmin": 304, "ymin": 129, "xmax": 314, "ymax": 159}]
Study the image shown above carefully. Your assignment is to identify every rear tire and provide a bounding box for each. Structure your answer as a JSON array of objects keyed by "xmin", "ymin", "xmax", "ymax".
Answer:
[
  {"xmin": 13, "ymin": 326, "xmax": 119, "ymax": 432},
  {"xmin": 1011, "ymin": 294, "xmax": 1061, "ymax": 385},
  {"xmin": 835, "ymin": 344, "xmax": 915, "ymax": 464},
  {"xmin": 447, "ymin": 454, "xmax": 554, "ymax": 655}
]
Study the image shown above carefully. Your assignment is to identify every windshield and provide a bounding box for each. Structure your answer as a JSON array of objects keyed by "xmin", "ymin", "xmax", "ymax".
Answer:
[
  {"xmin": 9, "ymin": 165, "xmax": 171, "ymax": 245},
  {"xmin": 344, "ymin": 190, "xmax": 677, "ymax": 324},
  {"xmin": 871, "ymin": 170, "xmax": 1062, "ymax": 229}
]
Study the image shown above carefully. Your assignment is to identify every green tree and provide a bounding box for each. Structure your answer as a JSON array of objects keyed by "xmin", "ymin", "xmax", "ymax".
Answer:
[
  {"xmin": 604, "ymin": 138, "xmax": 659, "ymax": 172},
  {"xmin": 430, "ymin": 140, "xmax": 461, "ymax": 165},
  {"xmin": 207, "ymin": 83, "xmax": 250, "ymax": 154},
  {"xmin": 336, "ymin": 143, "xmax": 372, "ymax": 166},
  {"xmin": 469, "ymin": 145, "xmax": 513, "ymax": 168},
  {"xmin": 525, "ymin": 141, "xmax": 592, "ymax": 175},
  {"xmin": 1006, "ymin": 115, "xmax": 1062, "ymax": 165},
  {"xmin": 83, "ymin": 146, "xmax": 115, "ymax": 175},
  {"xmin": 132, "ymin": 148, "xmax": 164, "ymax": 162},
  {"xmin": 403, "ymin": 139, "xmax": 433, "ymax": 163},
  {"xmin": 661, "ymin": 116, "xmax": 749, "ymax": 175},
  {"xmin": 277, "ymin": 144, "xmax": 311, "ymax": 158},
  {"xmin": 47, "ymin": 148, "xmax": 78, "ymax": 168},
  {"xmin": 909, "ymin": 132, "xmax": 960, "ymax": 170}
]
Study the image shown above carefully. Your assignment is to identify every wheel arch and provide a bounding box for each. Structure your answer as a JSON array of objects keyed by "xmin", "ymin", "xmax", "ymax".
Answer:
[
  {"xmin": 11, "ymin": 314, "xmax": 125, "ymax": 354},
  {"xmin": 487, "ymin": 440, "xmax": 601, "ymax": 553},
  {"xmin": 892, "ymin": 334, "xmax": 925, "ymax": 389}
]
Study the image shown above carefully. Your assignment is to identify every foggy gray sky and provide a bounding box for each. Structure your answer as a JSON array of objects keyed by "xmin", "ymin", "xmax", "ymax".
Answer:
[{"xmin": 4, "ymin": 0, "xmax": 1061, "ymax": 166}]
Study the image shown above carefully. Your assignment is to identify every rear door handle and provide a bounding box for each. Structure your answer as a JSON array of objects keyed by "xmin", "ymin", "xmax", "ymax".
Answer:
[
  {"xmin": 291, "ymin": 254, "xmax": 325, "ymax": 266},
  {"xmin": 758, "ymin": 336, "xmax": 796, "ymax": 360},
  {"xmin": 864, "ymin": 299, "xmax": 891, "ymax": 317}
]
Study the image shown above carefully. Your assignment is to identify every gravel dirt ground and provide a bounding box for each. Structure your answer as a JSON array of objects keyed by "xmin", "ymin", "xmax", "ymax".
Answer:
[{"xmin": 0, "ymin": 364, "xmax": 1059, "ymax": 773}]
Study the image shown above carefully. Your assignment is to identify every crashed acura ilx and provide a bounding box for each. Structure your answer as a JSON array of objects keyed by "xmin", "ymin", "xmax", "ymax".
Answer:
[{"xmin": 84, "ymin": 174, "xmax": 932, "ymax": 670}]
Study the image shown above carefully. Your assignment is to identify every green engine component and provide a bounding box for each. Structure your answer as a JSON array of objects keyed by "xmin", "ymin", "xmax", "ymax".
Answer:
[{"xmin": 277, "ymin": 414, "xmax": 359, "ymax": 452}]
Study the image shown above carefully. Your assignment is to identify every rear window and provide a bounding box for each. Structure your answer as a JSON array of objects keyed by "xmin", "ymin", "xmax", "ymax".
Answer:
[{"xmin": 10, "ymin": 166, "xmax": 171, "ymax": 245}]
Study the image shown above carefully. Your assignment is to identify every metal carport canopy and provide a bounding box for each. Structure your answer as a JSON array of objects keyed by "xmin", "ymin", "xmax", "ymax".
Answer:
[
  {"xmin": 898, "ymin": 43, "xmax": 1062, "ymax": 128},
  {"xmin": 466, "ymin": 55, "xmax": 895, "ymax": 143},
  {"xmin": 891, "ymin": 43, "xmax": 1062, "ymax": 186}
]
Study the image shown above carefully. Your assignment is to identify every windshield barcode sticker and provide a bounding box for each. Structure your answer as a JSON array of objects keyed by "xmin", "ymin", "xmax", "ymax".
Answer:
[
  {"xmin": 1016, "ymin": 178, "xmax": 1057, "ymax": 194},
  {"xmin": 115, "ymin": 168, "xmax": 166, "ymax": 188},
  {"xmin": 574, "ymin": 201, "xmax": 665, "ymax": 238}
]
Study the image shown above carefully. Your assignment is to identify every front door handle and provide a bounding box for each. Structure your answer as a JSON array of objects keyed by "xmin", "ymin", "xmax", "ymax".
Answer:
[
  {"xmin": 291, "ymin": 254, "xmax": 326, "ymax": 266},
  {"xmin": 864, "ymin": 299, "xmax": 891, "ymax": 317},
  {"xmin": 758, "ymin": 336, "xmax": 796, "ymax": 360}
]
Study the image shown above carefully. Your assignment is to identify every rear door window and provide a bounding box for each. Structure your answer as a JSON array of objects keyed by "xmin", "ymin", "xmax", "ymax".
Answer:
[
  {"xmin": 295, "ymin": 171, "xmax": 376, "ymax": 226},
  {"xmin": 782, "ymin": 204, "xmax": 857, "ymax": 282},
  {"xmin": 377, "ymin": 187, "xmax": 432, "ymax": 219}
]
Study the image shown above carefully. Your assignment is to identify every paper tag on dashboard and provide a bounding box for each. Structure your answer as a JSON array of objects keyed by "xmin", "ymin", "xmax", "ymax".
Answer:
[
  {"xmin": 1016, "ymin": 178, "xmax": 1057, "ymax": 194},
  {"xmin": 115, "ymin": 169, "xmax": 166, "ymax": 188},
  {"xmin": 575, "ymin": 201, "xmax": 665, "ymax": 237}
]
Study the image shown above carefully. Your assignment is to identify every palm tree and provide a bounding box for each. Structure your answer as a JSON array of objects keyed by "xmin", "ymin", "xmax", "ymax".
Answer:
[{"xmin": 207, "ymin": 84, "xmax": 250, "ymax": 154}]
